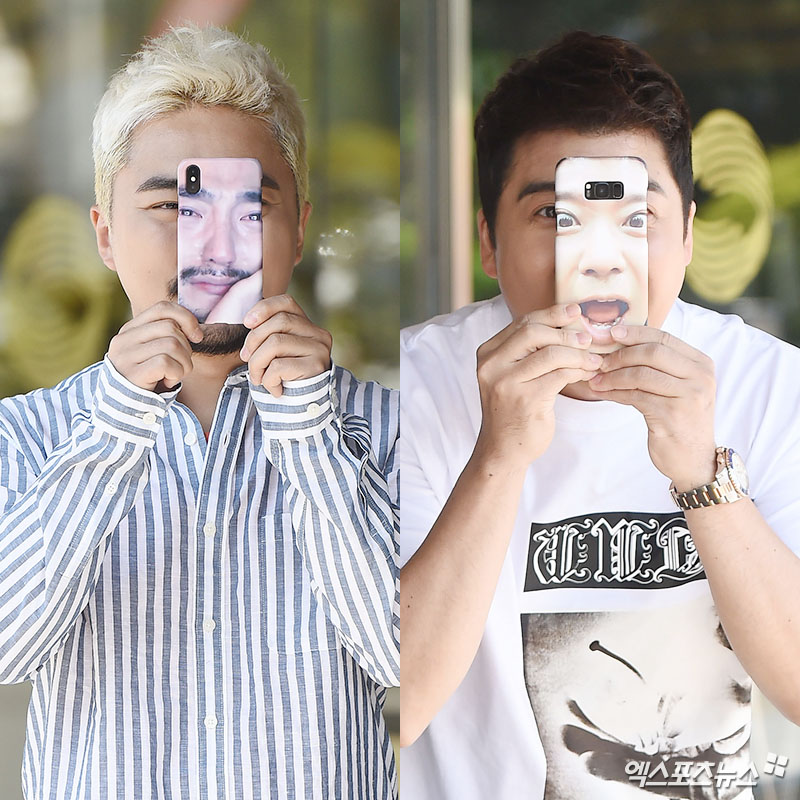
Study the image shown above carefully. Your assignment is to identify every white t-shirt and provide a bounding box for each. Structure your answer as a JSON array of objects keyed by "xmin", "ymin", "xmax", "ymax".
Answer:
[{"xmin": 400, "ymin": 295, "xmax": 800, "ymax": 800}]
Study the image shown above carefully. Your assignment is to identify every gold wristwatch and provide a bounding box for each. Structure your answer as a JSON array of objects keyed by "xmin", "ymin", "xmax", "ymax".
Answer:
[{"xmin": 670, "ymin": 447, "xmax": 750, "ymax": 510}]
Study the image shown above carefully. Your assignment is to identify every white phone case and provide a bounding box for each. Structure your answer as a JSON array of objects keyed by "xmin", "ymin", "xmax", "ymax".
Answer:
[{"xmin": 555, "ymin": 156, "xmax": 648, "ymax": 353}]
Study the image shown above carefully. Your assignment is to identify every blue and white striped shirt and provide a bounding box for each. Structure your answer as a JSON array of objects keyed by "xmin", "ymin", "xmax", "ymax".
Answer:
[{"xmin": 0, "ymin": 356, "xmax": 399, "ymax": 799}]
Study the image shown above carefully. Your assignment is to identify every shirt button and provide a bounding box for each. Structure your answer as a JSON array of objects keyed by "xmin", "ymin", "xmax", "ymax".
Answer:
[
  {"xmin": 204, "ymin": 715, "xmax": 218, "ymax": 729},
  {"xmin": 142, "ymin": 411, "xmax": 157, "ymax": 425},
  {"xmin": 184, "ymin": 431, "xmax": 197, "ymax": 446},
  {"xmin": 203, "ymin": 618, "xmax": 216, "ymax": 633},
  {"xmin": 203, "ymin": 521, "xmax": 216, "ymax": 538},
  {"xmin": 105, "ymin": 482, "xmax": 118, "ymax": 496},
  {"xmin": 307, "ymin": 402, "xmax": 321, "ymax": 415}
]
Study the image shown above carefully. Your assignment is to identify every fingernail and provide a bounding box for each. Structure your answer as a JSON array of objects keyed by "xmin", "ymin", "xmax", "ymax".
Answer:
[
  {"xmin": 576, "ymin": 332, "xmax": 591, "ymax": 345},
  {"xmin": 243, "ymin": 312, "xmax": 257, "ymax": 327},
  {"xmin": 611, "ymin": 325, "xmax": 628, "ymax": 339},
  {"xmin": 566, "ymin": 303, "xmax": 581, "ymax": 317},
  {"xmin": 240, "ymin": 347, "xmax": 249, "ymax": 360},
  {"xmin": 588, "ymin": 354, "xmax": 603, "ymax": 366},
  {"xmin": 192, "ymin": 329, "xmax": 204, "ymax": 342}
]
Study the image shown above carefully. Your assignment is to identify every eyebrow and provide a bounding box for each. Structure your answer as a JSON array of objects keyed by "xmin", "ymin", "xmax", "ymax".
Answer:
[
  {"xmin": 261, "ymin": 174, "xmax": 280, "ymax": 191},
  {"xmin": 558, "ymin": 191, "xmax": 649, "ymax": 205},
  {"xmin": 517, "ymin": 181, "xmax": 554, "ymax": 202},
  {"xmin": 176, "ymin": 188, "xmax": 267, "ymax": 205},
  {"xmin": 178, "ymin": 187, "xmax": 213, "ymax": 200},
  {"xmin": 137, "ymin": 173, "xmax": 281, "ymax": 194},
  {"xmin": 136, "ymin": 176, "xmax": 177, "ymax": 193}
]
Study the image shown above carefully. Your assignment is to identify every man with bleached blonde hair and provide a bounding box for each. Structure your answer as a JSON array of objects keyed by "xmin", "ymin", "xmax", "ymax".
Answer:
[{"xmin": 0, "ymin": 25, "xmax": 398, "ymax": 800}]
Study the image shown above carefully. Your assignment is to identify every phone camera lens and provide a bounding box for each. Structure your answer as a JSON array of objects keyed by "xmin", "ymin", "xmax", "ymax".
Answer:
[
  {"xmin": 186, "ymin": 164, "xmax": 201, "ymax": 195},
  {"xmin": 595, "ymin": 182, "xmax": 610, "ymax": 199}
]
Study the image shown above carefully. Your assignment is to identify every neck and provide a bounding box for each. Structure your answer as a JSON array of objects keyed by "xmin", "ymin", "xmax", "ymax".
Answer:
[{"xmin": 177, "ymin": 351, "xmax": 245, "ymax": 434}]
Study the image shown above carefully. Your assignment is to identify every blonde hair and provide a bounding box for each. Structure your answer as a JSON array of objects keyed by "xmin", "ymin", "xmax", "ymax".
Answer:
[{"xmin": 92, "ymin": 24, "xmax": 308, "ymax": 220}]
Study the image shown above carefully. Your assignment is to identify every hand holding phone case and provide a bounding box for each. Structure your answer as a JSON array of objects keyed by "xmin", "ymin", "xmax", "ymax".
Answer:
[
  {"xmin": 554, "ymin": 156, "xmax": 648, "ymax": 353},
  {"xmin": 177, "ymin": 157, "xmax": 263, "ymax": 325}
]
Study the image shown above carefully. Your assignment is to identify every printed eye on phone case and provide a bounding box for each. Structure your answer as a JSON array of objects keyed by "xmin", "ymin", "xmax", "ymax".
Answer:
[
  {"xmin": 555, "ymin": 157, "xmax": 648, "ymax": 353},
  {"xmin": 177, "ymin": 157, "xmax": 264, "ymax": 325}
]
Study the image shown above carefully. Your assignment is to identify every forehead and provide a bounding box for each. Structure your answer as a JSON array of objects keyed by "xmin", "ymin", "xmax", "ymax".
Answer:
[
  {"xmin": 506, "ymin": 129, "xmax": 677, "ymax": 193},
  {"xmin": 556, "ymin": 156, "xmax": 646, "ymax": 187},
  {"xmin": 121, "ymin": 105, "xmax": 294, "ymax": 190}
]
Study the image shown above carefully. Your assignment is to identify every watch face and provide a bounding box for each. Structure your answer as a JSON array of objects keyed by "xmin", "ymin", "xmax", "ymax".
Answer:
[{"xmin": 728, "ymin": 451, "xmax": 750, "ymax": 496}]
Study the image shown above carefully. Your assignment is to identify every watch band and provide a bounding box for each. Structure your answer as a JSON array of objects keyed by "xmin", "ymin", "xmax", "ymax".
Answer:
[
  {"xmin": 669, "ymin": 476, "xmax": 739, "ymax": 510},
  {"xmin": 669, "ymin": 447, "xmax": 748, "ymax": 510}
]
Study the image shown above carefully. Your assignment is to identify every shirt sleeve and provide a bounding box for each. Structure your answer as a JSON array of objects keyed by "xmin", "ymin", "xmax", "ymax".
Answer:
[
  {"xmin": 398, "ymin": 336, "xmax": 459, "ymax": 569},
  {"xmin": 0, "ymin": 357, "xmax": 178, "ymax": 683},
  {"xmin": 250, "ymin": 367, "xmax": 400, "ymax": 688},
  {"xmin": 742, "ymin": 349, "xmax": 800, "ymax": 557}
]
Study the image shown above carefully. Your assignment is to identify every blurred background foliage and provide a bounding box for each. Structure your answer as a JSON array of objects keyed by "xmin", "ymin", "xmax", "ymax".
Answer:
[{"xmin": 0, "ymin": 0, "xmax": 399, "ymax": 398}]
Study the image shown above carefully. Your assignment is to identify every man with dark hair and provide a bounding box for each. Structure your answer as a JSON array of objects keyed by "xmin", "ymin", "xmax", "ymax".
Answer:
[
  {"xmin": 400, "ymin": 31, "xmax": 800, "ymax": 799},
  {"xmin": 475, "ymin": 32, "xmax": 695, "ymax": 236}
]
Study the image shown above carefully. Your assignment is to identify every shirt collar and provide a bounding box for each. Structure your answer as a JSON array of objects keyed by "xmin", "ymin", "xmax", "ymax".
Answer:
[{"xmin": 225, "ymin": 364, "xmax": 250, "ymax": 386}]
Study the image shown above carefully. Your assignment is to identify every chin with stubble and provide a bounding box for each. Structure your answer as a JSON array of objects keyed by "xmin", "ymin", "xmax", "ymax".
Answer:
[{"xmin": 167, "ymin": 277, "xmax": 248, "ymax": 355}]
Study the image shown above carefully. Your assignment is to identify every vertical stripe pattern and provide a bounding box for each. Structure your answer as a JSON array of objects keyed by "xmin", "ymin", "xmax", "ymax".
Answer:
[{"xmin": 0, "ymin": 357, "xmax": 399, "ymax": 799}]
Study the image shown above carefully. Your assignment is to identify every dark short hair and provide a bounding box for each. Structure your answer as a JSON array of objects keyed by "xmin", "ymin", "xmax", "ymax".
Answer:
[{"xmin": 474, "ymin": 31, "xmax": 693, "ymax": 244}]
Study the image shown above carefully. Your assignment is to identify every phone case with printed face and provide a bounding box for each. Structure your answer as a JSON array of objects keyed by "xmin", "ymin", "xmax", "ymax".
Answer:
[
  {"xmin": 554, "ymin": 156, "xmax": 648, "ymax": 353},
  {"xmin": 177, "ymin": 157, "xmax": 263, "ymax": 326}
]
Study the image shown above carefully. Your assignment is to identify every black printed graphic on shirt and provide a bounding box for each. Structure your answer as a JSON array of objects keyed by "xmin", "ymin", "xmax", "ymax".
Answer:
[
  {"xmin": 524, "ymin": 511, "xmax": 705, "ymax": 591},
  {"xmin": 522, "ymin": 513, "xmax": 753, "ymax": 800}
]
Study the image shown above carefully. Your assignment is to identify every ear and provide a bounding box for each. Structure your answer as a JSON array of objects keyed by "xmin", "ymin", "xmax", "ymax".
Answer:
[
  {"xmin": 293, "ymin": 201, "xmax": 312, "ymax": 265},
  {"xmin": 477, "ymin": 209, "xmax": 498, "ymax": 279},
  {"xmin": 683, "ymin": 200, "xmax": 696, "ymax": 267},
  {"xmin": 90, "ymin": 205, "xmax": 117, "ymax": 272}
]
